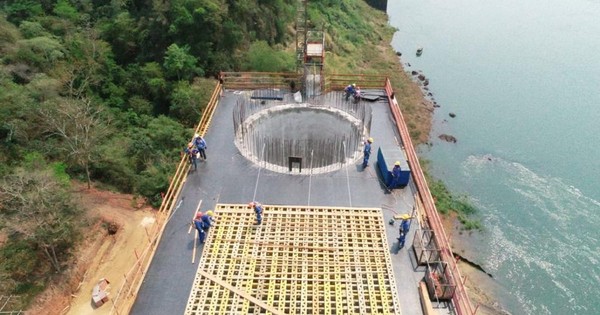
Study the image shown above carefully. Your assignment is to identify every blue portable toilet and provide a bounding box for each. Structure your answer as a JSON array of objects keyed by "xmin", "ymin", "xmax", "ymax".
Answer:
[{"xmin": 377, "ymin": 147, "xmax": 411, "ymax": 188}]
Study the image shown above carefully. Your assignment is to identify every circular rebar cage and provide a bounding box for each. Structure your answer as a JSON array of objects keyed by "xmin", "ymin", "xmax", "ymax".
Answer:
[{"xmin": 233, "ymin": 93, "xmax": 372, "ymax": 174}]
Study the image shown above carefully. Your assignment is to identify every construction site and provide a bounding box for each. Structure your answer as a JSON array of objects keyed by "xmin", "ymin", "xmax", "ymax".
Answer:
[{"xmin": 95, "ymin": 2, "xmax": 480, "ymax": 315}]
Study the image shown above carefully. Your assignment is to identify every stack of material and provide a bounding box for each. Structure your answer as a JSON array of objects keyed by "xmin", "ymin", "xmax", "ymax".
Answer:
[{"xmin": 92, "ymin": 278, "xmax": 110, "ymax": 307}]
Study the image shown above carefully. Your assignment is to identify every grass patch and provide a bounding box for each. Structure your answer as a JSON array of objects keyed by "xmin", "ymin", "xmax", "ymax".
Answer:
[{"xmin": 422, "ymin": 160, "xmax": 482, "ymax": 230}]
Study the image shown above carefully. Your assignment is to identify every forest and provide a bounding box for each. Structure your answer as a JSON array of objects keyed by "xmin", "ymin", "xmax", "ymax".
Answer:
[{"xmin": 1, "ymin": 0, "xmax": 411, "ymax": 308}]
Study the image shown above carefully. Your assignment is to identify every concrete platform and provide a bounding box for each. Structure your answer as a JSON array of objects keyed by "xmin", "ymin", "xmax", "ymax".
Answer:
[{"xmin": 131, "ymin": 90, "xmax": 448, "ymax": 315}]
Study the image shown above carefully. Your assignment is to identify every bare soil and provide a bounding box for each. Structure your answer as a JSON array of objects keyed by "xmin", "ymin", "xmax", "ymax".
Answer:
[{"xmin": 26, "ymin": 184, "xmax": 155, "ymax": 315}]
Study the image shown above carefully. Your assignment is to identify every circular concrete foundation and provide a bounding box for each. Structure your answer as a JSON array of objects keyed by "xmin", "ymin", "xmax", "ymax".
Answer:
[{"xmin": 235, "ymin": 104, "xmax": 366, "ymax": 174}]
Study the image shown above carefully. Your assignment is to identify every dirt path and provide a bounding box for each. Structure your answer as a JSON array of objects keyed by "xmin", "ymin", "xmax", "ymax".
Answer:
[{"xmin": 27, "ymin": 185, "xmax": 156, "ymax": 315}]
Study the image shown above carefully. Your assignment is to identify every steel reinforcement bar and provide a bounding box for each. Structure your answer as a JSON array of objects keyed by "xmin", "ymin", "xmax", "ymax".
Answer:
[
  {"xmin": 383, "ymin": 79, "xmax": 476, "ymax": 315},
  {"xmin": 107, "ymin": 81, "xmax": 223, "ymax": 315}
]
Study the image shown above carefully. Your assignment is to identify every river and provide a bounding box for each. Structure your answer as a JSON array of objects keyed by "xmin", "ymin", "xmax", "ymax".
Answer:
[{"xmin": 387, "ymin": 0, "xmax": 600, "ymax": 314}]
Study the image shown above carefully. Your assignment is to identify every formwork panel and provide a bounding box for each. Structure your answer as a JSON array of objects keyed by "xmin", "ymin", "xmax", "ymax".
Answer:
[{"xmin": 185, "ymin": 204, "xmax": 401, "ymax": 315}]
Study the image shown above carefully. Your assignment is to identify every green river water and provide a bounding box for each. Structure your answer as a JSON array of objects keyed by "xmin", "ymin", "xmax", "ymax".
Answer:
[{"xmin": 387, "ymin": 0, "xmax": 600, "ymax": 314}]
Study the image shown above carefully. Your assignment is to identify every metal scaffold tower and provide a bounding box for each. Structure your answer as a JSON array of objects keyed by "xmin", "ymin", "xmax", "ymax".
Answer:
[
  {"xmin": 295, "ymin": 0, "xmax": 325, "ymax": 99},
  {"xmin": 295, "ymin": 0, "xmax": 308, "ymax": 71}
]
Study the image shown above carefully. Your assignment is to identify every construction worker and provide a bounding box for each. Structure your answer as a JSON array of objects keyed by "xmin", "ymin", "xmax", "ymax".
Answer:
[
  {"xmin": 192, "ymin": 214, "xmax": 207, "ymax": 243},
  {"xmin": 388, "ymin": 161, "xmax": 402, "ymax": 189},
  {"xmin": 397, "ymin": 215, "xmax": 411, "ymax": 249},
  {"xmin": 193, "ymin": 134, "xmax": 207, "ymax": 160},
  {"xmin": 184, "ymin": 142, "xmax": 199, "ymax": 171},
  {"xmin": 353, "ymin": 86, "xmax": 361, "ymax": 102},
  {"xmin": 196, "ymin": 211, "xmax": 216, "ymax": 231},
  {"xmin": 362, "ymin": 137, "xmax": 373, "ymax": 168},
  {"xmin": 249, "ymin": 202, "xmax": 263, "ymax": 225},
  {"xmin": 344, "ymin": 83, "xmax": 356, "ymax": 101}
]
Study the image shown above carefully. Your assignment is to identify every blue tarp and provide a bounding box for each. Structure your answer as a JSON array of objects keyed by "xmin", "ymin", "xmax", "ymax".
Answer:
[{"xmin": 377, "ymin": 147, "xmax": 411, "ymax": 188}]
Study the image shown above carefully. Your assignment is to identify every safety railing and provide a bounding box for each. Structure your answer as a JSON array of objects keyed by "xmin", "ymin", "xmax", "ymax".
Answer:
[
  {"xmin": 323, "ymin": 73, "xmax": 388, "ymax": 92},
  {"xmin": 221, "ymin": 71, "xmax": 301, "ymax": 90},
  {"xmin": 106, "ymin": 81, "xmax": 223, "ymax": 315},
  {"xmin": 383, "ymin": 78, "xmax": 477, "ymax": 315}
]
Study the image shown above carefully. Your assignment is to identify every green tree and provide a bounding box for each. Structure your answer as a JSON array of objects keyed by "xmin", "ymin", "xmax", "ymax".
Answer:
[
  {"xmin": 169, "ymin": 80, "xmax": 201, "ymax": 127},
  {"xmin": 53, "ymin": 0, "xmax": 79, "ymax": 22},
  {"xmin": 16, "ymin": 36, "xmax": 65, "ymax": 69},
  {"xmin": 4, "ymin": 0, "xmax": 43, "ymax": 24},
  {"xmin": 163, "ymin": 43, "xmax": 200, "ymax": 80}
]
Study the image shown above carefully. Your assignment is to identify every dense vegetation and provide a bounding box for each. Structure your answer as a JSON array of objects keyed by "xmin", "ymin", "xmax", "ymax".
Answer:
[
  {"xmin": 0, "ymin": 0, "xmax": 299, "ymax": 307},
  {"xmin": 0, "ymin": 0, "xmax": 475, "ymax": 309}
]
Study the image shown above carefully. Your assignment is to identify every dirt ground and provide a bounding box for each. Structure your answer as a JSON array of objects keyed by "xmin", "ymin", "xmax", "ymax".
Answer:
[{"xmin": 26, "ymin": 184, "xmax": 156, "ymax": 315}]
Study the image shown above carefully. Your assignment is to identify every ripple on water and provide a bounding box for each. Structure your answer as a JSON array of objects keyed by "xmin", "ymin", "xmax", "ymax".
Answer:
[{"xmin": 460, "ymin": 154, "xmax": 600, "ymax": 314}]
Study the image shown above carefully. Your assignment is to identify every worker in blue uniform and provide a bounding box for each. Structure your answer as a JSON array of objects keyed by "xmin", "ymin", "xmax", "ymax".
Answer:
[
  {"xmin": 344, "ymin": 83, "xmax": 357, "ymax": 101},
  {"xmin": 197, "ymin": 210, "xmax": 215, "ymax": 231},
  {"xmin": 362, "ymin": 137, "xmax": 373, "ymax": 168},
  {"xmin": 249, "ymin": 202, "xmax": 263, "ymax": 225},
  {"xmin": 193, "ymin": 215, "xmax": 207, "ymax": 243},
  {"xmin": 193, "ymin": 134, "xmax": 207, "ymax": 160},
  {"xmin": 184, "ymin": 142, "xmax": 199, "ymax": 171},
  {"xmin": 388, "ymin": 161, "xmax": 402, "ymax": 189},
  {"xmin": 398, "ymin": 217, "xmax": 411, "ymax": 249}
]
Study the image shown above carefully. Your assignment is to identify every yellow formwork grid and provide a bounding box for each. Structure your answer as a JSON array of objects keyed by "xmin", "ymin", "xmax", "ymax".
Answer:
[{"xmin": 185, "ymin": 204, "xmax": 402, "ymax": 315}]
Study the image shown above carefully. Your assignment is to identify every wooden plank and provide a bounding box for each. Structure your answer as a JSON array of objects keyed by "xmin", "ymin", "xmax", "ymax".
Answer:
[
  {"xmin": 188, "ymin": 199, "xmax": 203, "ymax": 234},
  {"xmin": 419, "ymin": 281, "xmax": 435, "ymax": 315},
  {"xmin": 198, "ymin": 270, "xmax": 285, "ymax": 315}
]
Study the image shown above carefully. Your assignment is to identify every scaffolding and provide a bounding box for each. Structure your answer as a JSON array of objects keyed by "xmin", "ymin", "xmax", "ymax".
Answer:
[
  {"xmin": 412, "ymin": 226, "xmax": 457, "ymax": 303},
  {"xmin": 185, "ymin": 204, "xmax": 401, "ymax": 315},
  {"xmin": 412, "ymin": 228, "xmax": 441, "ymax": 265}
]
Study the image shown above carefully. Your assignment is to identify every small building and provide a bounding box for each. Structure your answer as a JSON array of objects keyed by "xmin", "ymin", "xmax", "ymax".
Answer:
[{"xmin": 377, "ymin": 147, "xmax": 411, "ymax": 188}]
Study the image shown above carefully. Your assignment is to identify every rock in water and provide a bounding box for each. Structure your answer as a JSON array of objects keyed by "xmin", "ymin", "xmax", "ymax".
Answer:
[{"xmin": 439, "ymin": 134, "xmax": 457, "ymax": 143}]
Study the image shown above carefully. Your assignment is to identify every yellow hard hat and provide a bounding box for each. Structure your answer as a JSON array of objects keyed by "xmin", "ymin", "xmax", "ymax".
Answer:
[
  {"xmin": 400, "ymin": 214, "xmax": 411, "ymax": 220},
  {"xmin": 194, "ymin": 133, "xmax": 200, "ymax": 138},
  {"xmin": 368, "ymin": 137, "xmax": 373, "ymax": 143},
  {"xmin": 206, "ymin": 210, "xmax": 214, "ymax": 217},
  {"xmin": 352, "ymin": 83, "xmax": 356, "ymax": 87},
  {"xmin": 395, "ymin": 161, "xmax": 401, "ymax": 166}
]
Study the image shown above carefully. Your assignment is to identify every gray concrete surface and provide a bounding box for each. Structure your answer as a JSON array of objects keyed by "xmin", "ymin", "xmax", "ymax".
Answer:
[{"xmin": 131, "ymin": 90, "xmax": 449, "ymax": 315}]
